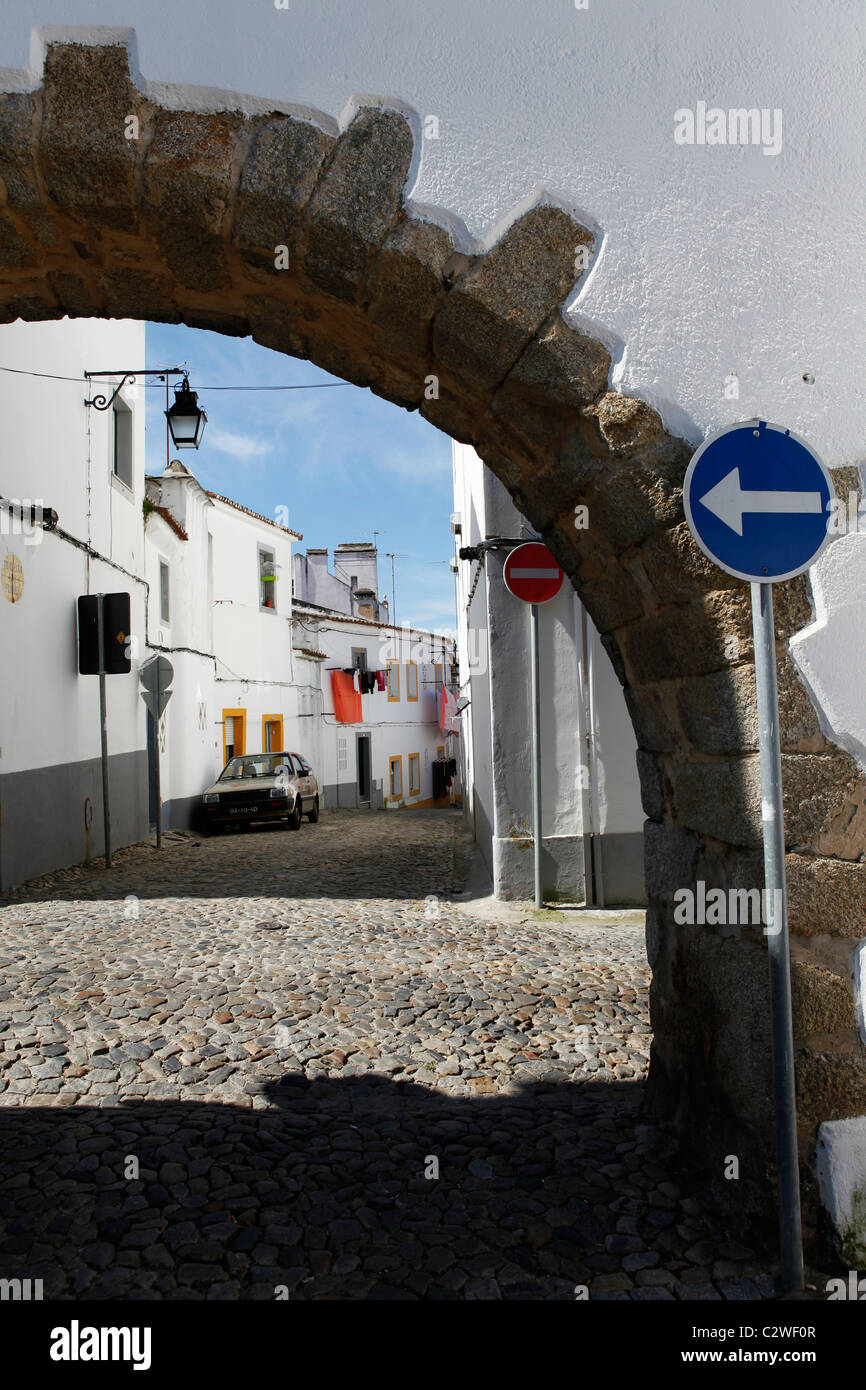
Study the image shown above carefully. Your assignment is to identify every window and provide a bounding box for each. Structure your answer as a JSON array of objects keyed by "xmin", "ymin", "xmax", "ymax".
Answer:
[
  {"xmin": 159, "ymin": 560, "xmax": 170, "ymax": 624},
  {"xmin": 408, "ymin": 753, "xmax": 421, "ymax": 796},
  {"xmin": 351, "ymin": 647, "xmax": 368, "ymax": 670},
  {"xmin": 387, "ymin": 660, "xmax": 400, "ymax": 701},
  {"xmin": 434, "ymin": 663, "xmax": 444, "ymax": 701},
  {"xmin": 222, "ymin": 709, "xmax": 246, "ymax": 763},
  {"xmin": 220, "ymin": 753, "xmax": 291, "ymax": 779},
  {"xmin": 262, "ymin": 714, "xmax": 283, "ymax": 752},
  {"xmin": 259, "ymin": 547, "xmax": 277, "ymax": 611},
  {"xmin": 406, "ymin": 661, "xmax": 418, "ymax": 701},
  {"xmin": 112, "ymin": 398, "xmax": 133, "ymax": 490},
  {"xmin": 337, "ymin": 736, "xmax": 348, "ymax": 771},
  {"xmin": 389, "ymin": 756, "xmax": 403, "ymax": 800}
]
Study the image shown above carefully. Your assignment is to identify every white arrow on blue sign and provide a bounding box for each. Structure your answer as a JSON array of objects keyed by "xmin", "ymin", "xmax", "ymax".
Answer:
[{"xmin": 684, "ymin": 419, "xmax": 835, "ymax": 583}]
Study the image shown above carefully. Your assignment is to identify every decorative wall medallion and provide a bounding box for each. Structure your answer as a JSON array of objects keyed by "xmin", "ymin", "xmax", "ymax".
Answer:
[{"xmin": 1, "ymin": 553, "xmax": 23, "ymax": 603}]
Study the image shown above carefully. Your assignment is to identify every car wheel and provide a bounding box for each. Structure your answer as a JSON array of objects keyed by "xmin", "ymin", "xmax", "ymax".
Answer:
[
  {"xmin": 307, "ymin": 796, "xmax": 319, "ymax": 824},
  {"xmin": 286, "ymin": 801, "xmax": 302, "ymax": 831}
]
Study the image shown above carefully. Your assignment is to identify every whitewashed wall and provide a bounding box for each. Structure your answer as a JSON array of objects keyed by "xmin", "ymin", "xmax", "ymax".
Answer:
[
  {"xmin": 453, "ymin": 441, "xmax": 645, "ymax": 903},
  {"xmin": 143, "ymin": 472, "xmax": 303, "ymax": 826},
  {"xmin": 0, "ymin": 317, "xmax": 149, "ymax": 886},
  {"xmin": 143, "ymin": 500, "xmax": 218, "ymax": 828},
  {"xmin": 292, "ymin": 552, "xmax": 351, "ymax": 615},
  {"xmin": 1, "ymin": 7, "xmax": 862, "ymax": 462},
  {"xmin": 209, "ymin": 498, "xmax": 294, "ymax": 689}
]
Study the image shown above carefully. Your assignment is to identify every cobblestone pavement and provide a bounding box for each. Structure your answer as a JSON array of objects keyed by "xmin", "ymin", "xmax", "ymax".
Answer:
[{"xmin": 0, "ymin": 810, "xmax": 827, "ymax": 1300}]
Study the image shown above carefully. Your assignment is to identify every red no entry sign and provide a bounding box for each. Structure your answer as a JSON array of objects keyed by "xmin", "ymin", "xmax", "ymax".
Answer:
[{"xmin": 503, "ymin": 542, "xmax": 564, "ymax": 604}]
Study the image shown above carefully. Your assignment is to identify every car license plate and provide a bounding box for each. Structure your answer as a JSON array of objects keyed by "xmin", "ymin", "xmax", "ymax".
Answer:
[{"xmin": 237, "ymin": 806, "xmax": 258, "ymax": 814}]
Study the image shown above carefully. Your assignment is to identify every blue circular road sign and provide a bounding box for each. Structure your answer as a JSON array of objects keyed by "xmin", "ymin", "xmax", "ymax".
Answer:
[{"xmin": 683, "ymin": 419, "xmax": 835, "ymax": 583}]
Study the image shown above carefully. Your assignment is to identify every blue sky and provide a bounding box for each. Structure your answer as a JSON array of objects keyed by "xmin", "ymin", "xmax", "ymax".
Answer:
[{"xmin": 144, "ymin": 323, "xmax": 456, "ymax": 636}]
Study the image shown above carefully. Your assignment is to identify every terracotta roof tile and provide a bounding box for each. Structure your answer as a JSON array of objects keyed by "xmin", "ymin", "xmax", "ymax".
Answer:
[
  {"xmin": 206, "ymin": 492, "xmax": 302, "ymax": 540},
  {"xmin": 148, "ymin": 506, "xmax": 188, "ymax": 542}
]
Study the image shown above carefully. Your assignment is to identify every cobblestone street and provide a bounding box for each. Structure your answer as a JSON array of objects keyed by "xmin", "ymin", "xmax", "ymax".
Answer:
[{"xmin": 0, "ymin": 810, "xmax": 819, "ymax": 1300}]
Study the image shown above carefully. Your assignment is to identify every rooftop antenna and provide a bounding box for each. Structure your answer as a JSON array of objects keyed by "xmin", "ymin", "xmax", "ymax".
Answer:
[
  {"xmin": 385, "ymin": 552, "xmax": 398, "ymax": 631},
  {"xmin": 385, "ymin": 552, "xmax": 412, "ymax": 654}
]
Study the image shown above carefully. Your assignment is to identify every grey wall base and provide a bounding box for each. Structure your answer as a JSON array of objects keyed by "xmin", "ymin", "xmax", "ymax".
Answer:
[
  {"xmin": 589, "ymin": 831, "xmax": 646, "ymax": 906},
  {"xmin": 492, "ymin": 832, "xmax": 584, "ymax": 903},
  {"xmin": 0, "ymin": 750, "xmax": 149, "ymax": 893},
  {"xmin": 326, "ymin": 780, "xmax": 359, "ymax": 810},
  {"xmin": 323, "ymin": 781, "xmax": 384, "ymax": 811},
  {"xmin": 491, "ymin": 829, "xmax": 646, "ymax": 905},
  {"xmin": 163, "ymin": 793, "xmax": 200, "ymax": 833}
]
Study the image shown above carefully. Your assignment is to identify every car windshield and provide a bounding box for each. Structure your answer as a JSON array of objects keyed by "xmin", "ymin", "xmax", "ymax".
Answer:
[{"xmin": 219, "ymin": 755, "xmax": 292, "ymax": 780}]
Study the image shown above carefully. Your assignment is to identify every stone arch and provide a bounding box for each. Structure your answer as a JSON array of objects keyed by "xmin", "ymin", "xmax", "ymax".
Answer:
[{"xmin": 1, "ymin": 37, "xmax": 864, "ymax": 1239}]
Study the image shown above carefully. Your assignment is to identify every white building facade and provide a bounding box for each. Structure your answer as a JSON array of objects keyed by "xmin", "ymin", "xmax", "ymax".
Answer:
[
  {"xmin": 0, "ymin": 316, "xmax": 150, "ymax": 890},
  {"xmin": 292, "ymin": 597, "xmax": 458, "ymax": 812},
  {"xmin": 453, "ymin": 441, "xmax": 644, "ymax": 904},
  {"xmin": 142, "ymin": 461, "xmax": 303, "ymax": 831}
]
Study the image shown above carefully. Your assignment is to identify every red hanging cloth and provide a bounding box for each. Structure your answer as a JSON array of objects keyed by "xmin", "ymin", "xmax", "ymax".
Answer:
[{"xmin": 331, "ymin": 669, "xmax": 362, "ymax": 722}]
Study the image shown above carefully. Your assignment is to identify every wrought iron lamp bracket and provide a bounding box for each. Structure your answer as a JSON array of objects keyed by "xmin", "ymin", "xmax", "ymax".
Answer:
[{"xmin": 84, "ymin": 367, "xmax": 186, "ymax": 411}]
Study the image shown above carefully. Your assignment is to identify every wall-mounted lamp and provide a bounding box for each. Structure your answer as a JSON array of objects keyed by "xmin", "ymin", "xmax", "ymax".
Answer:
[{"xmin": 84, "ymin": 367, "xmax": 208, "ymax": 451}]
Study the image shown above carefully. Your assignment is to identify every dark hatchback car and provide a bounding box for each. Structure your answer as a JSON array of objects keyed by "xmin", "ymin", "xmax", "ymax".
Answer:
[{"xmin": 199, "ymin": 752, "xmax": 320, "ymax": 832}]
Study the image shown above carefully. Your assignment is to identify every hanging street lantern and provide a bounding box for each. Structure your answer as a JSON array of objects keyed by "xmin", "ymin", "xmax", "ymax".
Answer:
[{"xmin": 165, "ymin": 376, "xmax": 207, "ymax": 449}]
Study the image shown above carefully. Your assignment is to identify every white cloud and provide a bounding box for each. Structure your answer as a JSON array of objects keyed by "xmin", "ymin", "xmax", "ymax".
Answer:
[
  {"xmin": 375, "ymin": 444, "xmax": 451, "ymax": 481},
  {"xmin": 400, "ymin": 609, "xmax": 457, "ymax": 638},
  {"xmin": 204, "ymin": 426, "xmax": 272, "ymax": 461}
]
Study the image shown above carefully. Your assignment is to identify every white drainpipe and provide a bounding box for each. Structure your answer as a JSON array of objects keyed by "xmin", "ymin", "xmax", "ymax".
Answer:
[{"xmin": 574, "ymin": 593, "xmax": 605, "ymax": 907}]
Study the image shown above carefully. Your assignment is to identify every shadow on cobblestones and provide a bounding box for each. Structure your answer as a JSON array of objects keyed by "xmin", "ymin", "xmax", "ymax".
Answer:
[{"xmin": 0, "ymin": 1072, "xmax": 794, "ymax": 1302}]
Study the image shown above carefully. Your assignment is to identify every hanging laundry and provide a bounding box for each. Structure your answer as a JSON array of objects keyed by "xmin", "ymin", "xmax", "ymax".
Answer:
[
  {"xmin": 440, "ymin": 683, "xmax": 461, "ymax": 734},
  {"xmin": 331, "ymin": 669, "xmax": 362, "ymax": 723},
  {"xmin": 376, "ymin": 670, "xmax": 386, "ymax": 692}
]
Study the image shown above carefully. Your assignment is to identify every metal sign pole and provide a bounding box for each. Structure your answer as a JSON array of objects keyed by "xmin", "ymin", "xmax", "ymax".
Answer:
[
  {"xmin": 529, "ymin": 601, "xmax": 543, "ymax": 909},
  {"xmin": 95, "ymin": 595, "xmax": 112, "ymax": 869},
  {"xmin": 751, "ymin": 580, "xmax": 804, "ymax": 1293},
  {"xmin": 154, "ymin": 659, "xmax": 162, "ymax": 850}
]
